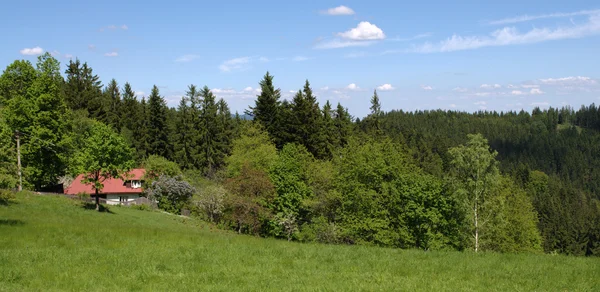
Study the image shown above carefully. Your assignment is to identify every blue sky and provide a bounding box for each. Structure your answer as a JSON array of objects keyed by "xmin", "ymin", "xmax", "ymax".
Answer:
[{"xmin": 2, "ymin": 0, "xmax": 600, "ymax": 118}]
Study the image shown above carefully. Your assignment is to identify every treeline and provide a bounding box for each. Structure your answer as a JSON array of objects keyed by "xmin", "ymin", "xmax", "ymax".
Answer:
[{"xmin": 0, "ymin": 54, "xmax": 598, "ymax": 256}]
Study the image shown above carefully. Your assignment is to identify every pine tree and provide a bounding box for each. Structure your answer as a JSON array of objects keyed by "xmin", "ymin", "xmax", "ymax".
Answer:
[
  {"xmin": 147, "ymin": 85, "xmax": 169, "ymax": 158},
  {"xmin": 249, "ymin": 72, "xmax": 283, "ymax": 148},
  {"xmin": 63, "ymin": 59, "xmax": 103, "ymax": 114},
  {"xmin": 289, "ymin": 80, "xmax": 326, "ymax": 158},
  {"xmin": 334, "ymin": 102, "xmax": 353, "ymax": 148},
  {"xmin": 174, "ymin": 86, "xmax": 200, "ymax": 169},
  {"xmin": 134, "ymin": 96, "xmax": 150, "ymax": 162},
  {"xmin": 103, "ymin": 79, "xmax": 121, "ymax": 130},
  {"xmin": 120, "ymin": 82, "xmax": 139, "ymax": 133},
  {"xmin": 365, "ymin": 89, "xmax": 383, "ymax": 137},
  {"xmin": 216, "ymin": 98, "xmax": 233, "ymax": 168},
  {"xmin": 322, "ymin": 100, "xmax": 337, "ymax": 158},
  {"xmin": 199, "ymin": 86, "xmax": 219, "ymax": 175}
]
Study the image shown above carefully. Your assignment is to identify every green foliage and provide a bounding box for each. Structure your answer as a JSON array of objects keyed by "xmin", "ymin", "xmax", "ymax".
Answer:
[
  {"xmin": 269, "ymin": 143, "xmax": 313, "ymax": 218},
  {"xmin": 0, "ymin": 60, "xmax": 36, "ymax": 106},
  {"xmin": 193, "ymin": 185, "xmax": 226, "ymax": 223},
  {"xmin": 142, "ymin": 155, "xmax": 182, "ymax": 183},
  {"xmin": 223, "ymin": 164, "xmax": 275, "ymax": 235},
  {"xmin": 225, "ymin": 122, "xmax": 278, "ymax": 177},
  {"xmin": 0, "ymin": 189, "xmax": 16, "ymax": 204},
  {"xmin": 0, "ymin": 112, "xmax": 17, "ymax": 189},
  {"xmin": 248, "ymin": 72, "xmax": 284, "ymax": 148},
  {"xmin": 147, "ymin": 85, "xmax": 170, "ymax": 158}
]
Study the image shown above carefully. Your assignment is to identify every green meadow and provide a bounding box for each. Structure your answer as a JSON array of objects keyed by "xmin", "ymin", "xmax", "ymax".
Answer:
[{"xmin": 1, "ymin": 192, "xmax": 598, "ymax": 291}]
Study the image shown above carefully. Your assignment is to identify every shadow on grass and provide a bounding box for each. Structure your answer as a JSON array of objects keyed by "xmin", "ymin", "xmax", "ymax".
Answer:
[
  {"xmin": 0, "ymin": 219, "xmax": 25, "ymax": 226},
  {"xmin": 82, "ymin": 202, "xmax": 115, "ymax": 214}
]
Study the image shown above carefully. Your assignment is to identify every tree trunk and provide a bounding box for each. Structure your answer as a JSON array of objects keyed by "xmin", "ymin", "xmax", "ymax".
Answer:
[
  {"xmin": 95, "ymin": 188, "xmax": 100, "ymax": 211},
  {"xmin": 474, "ymin": 200, "xmax": 479, "ymax": 253}
]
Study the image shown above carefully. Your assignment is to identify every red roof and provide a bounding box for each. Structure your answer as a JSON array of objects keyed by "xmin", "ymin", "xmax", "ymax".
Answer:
[{"xmin": 64, "ymin": 169, "xmax": 146, "ymax": 195}]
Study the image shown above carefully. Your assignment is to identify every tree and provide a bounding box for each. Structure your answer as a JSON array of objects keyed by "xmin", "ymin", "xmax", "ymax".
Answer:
[
  {"xmin": 225, "ymin": 122, "xmax": 278, "ymax": 177},
  {"xmin": 0, "ymin": 60, "xmax": 36, "ymax": 106},
  {"xmin": 321, "ymin": 101, "xmax": 337, "ymax": 159},
  {"xmin": 288, "ymin": 80, "xmax": 326, "ymax": 158},
  {"xmin": 333, "ymin": 102, "xmax": 353, "ymax": 148},
  {"xmin": 364, "ymin": 90, "xmax": 383, "ymax": 136},
  {"xmin": 142, "ymin": 155, "xmax": 182, "ymax": 183},
  {"xmin": 174, "ymin": 96, "xmax": 194, "ymax": 169},
  {"xmin": 147, "ymin": 85, "xmax": 169, "ymax": 158},
  {"xmin": 73, "ymin": 121, "xmax": 134, "ymax": 210},
  {"xmin": 448, "ymin": 133, "xmax": 499, "ymax": 252},
  {"xmin": 146, "ymin": 175, "xmax": 195, "ymax": 213},
  {"xmin": 63, "ymin": 59, "xmax": 103, "ymax": 115},
  {"xmin": 199, "ymin": 86, "xmax": 220, "ymax": 175},
  {"xmin": 0, "ymin": 111, "xmax": 17, "ymax": 189},
  {"xmin": 248, "ymin": 72, "xmax": 284, "ymax": 148},
  {"xmin": 103, "ymin": 79, "xmax": 121, "ymax": 130},
  {"xmin": 216, "ymin": 98, "xmax": 233, "ymax": 166}
]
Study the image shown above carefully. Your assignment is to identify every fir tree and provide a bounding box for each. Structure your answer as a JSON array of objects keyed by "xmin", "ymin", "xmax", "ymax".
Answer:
[
  {"xmin": 248, "ymin": 72, "xmax": 283, "ymax": 148},
  {"xmin": 199, "ymin": 86, "xmax": 219, "ymax": 175},
  {"xmin": 147, "ymin": 85, "xmax": 169, "ymax": 158},
  {"xmin": 63, "ymin": 59, "xmax": 103, "ymax": 114},
  {"xmin": 103, "ymin": 79, "xmax": 121, "ymax": 130}
]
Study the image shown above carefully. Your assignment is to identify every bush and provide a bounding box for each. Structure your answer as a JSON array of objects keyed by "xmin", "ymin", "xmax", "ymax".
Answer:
[
  {"xmin": 297, "ymin": 216, "xmax": 340, "ymax": 244},
  {"xmin": 130, "ymin": 204, "xmax": 152, "ymax": 211},
  {"xmin": 76, "ymin": 192, "xmax": 91, "ymax": 201},
  {"xmin": 146, "ymin": 175, "xmax": 195, "ymax": 214},
  {"xmin": 0, "ymin": 189, "xmax": 16, "ymax": 205},
  {"xmin": 194, "ymin": 185, "xmax": 226, "ymax": 223}
]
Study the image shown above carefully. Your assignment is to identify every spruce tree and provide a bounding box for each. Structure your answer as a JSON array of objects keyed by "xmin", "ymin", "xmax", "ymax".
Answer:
[
  {"xmin": 216, "ymin": 98, "xmax": 233, "ymax": 167},
  {"xmin": 289, "ymin": 80, "xmax": 326, "ymax": 158},
  {"xmin": 63, "ymin": 59, "xmax": 103, "ymax": 114},
  {"xmin": 199, "ymin": 86, "xmax": 219, "ymax": 175},
  {"xmin": 249, "ymin": 72, "xmax": 283, "ymax": 148},
  {"xmin": 322, "ymin": 100, "xmax": 337, "ymax": 158},
  {"xmin": 365, "ymin": 89, "xmax": 383, "ymax": 137},
  {"xmin": 147, "ymin": 85, "xmax": 169, "ymax": 158},
  {"xmin": 334, "ymin": 102, "xmax": 353, "ymax": 148},
  {"xmin": 120, "ymin": 82, "xmax": 139, "ymax": 133},
  {"xmin": 103, "ymin": 79, "xmax": 121, "ymax": 130},
  {"xmin": 134, "ymin": 96, "xmax": 150, "ymax": 162}
]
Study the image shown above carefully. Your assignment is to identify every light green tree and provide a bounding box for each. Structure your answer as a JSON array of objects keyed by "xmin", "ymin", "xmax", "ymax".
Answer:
[
  {"xmin": 448, "ymin": 133, "xmax": 499, "ymax": 252},
  {"xmin": 74, "ymin": 121, "xmax": 134, "ymax": 211}
]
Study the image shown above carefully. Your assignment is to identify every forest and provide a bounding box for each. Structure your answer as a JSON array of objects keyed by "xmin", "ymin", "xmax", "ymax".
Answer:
[{"xmin": 1, "ymin": 53, "xmax": 599, "ymax": 256}]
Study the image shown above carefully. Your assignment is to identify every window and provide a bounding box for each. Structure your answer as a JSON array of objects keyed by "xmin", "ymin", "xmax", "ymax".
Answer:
[
  {"xmin": 119, "ymin": 196, "xmax": 128, "ymax": 202},
  {"xmin": 131, "ymin": 180, "xmax": 142, "ymax": 189}
]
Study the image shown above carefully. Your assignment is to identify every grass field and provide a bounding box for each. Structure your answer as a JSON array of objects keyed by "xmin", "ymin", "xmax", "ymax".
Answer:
[{"xmin": 1, "ymin": 192, "xmax": 599, "ymax": 291}]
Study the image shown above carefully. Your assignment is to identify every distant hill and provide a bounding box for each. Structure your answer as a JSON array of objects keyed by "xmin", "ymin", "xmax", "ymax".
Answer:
[{"xmin": 232, "ymin": 113, "xmax": 253, "ymax": 120}]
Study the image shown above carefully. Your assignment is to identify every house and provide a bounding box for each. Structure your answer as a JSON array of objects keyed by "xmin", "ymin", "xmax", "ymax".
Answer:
[{"xmin": 64, "ymin": 169, "xmax": 146, "ymax": 205}]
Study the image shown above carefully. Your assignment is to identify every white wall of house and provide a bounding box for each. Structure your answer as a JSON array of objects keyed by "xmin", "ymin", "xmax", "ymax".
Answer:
[{"xmin": 105, "ymin": 194, "xmax": 142, "ymax": 205}]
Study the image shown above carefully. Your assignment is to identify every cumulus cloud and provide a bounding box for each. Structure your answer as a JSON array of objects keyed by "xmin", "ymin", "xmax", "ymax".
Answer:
[
  {"xmin": 20, "ymin": 46, "xmax": 44, "ymax": 55},
  {"xmin": 212, "ymin": 87, "xmax": 261, "ymax": 100},
  {"xmin": 409, "ymin": 13, "xmax": 600, "ymax": 53},
  {"xmin": 377, "ymin": 84, "xmax": 395, "ymax": 91},
  {"xmin": 175, "ymin": 54, "xmax": 200, "ymax": 62},
  {"xmin": 488, "ymin": 9, "xmax": 600, "ymax": 25},
  {"xmin": 511, "ymin": 90, "xmax": 525, "ymax": 95},
  {"xmin": 321, "ymin": 5, "xmax": 355, "ymax": 16},
  {"xmin": 346, "ymin": 83, "xmax": 359, "ymax": 90},
  {"xmin": 421, "ymin": 85, "xmax": 433, "ymax": 91},
  {"xmin": 104, "ymin": 52, "xmax": 118, "ymax": 57},
  {"xmin": 338, "ymin": 22, "xmax": 386, "ymax": 40}
]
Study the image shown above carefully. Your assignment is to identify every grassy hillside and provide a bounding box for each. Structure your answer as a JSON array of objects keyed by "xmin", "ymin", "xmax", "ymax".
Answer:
[{"xmin": 1, "ymin": 193, "xmax": 598, "ymax": 291}]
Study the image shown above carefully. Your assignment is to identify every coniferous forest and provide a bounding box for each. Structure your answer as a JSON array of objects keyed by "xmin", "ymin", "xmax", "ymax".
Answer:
[{"xmin": 1, "ymin": 53, "xmax": 599, "ymax": 256}]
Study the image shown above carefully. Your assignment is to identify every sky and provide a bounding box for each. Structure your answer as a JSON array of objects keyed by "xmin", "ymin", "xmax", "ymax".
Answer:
[{"xmin": 2, "ymin": 0, "xmax": 600, "ymax": 118}]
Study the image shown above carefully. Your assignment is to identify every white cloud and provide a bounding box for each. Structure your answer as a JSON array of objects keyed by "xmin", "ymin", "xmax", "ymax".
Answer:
[
  {"xmin": 20, "ymin": 46, "xmax": 44, "ymax": 55},
  {"xmin": 480, "ymin": 83, "xmax": 502, "ymax": 89},
  {"xmin": 321, "ymin": 5, "xmax": 355, "ymax": 16},
  {"xmin": 421, "ymin": 85, "xmax": 433, "ymax": 91},
  {"xmin": 511, "ymin": 90, "xmax": 525, "ymax": 95},
  {"xmin": 474, "ymin": 101, "xmax": 487, "ymax": 105},
  {"xmin": 88, "ymin": 44, "xmax": 96, "ymax": 50},
  {"xmin": 530, "ymin": 88, "xmax": 545, "ymax": 95},
  {"xmin": 107, "ymin": 25, "xmax": 117, "ymax": 30},
  {"xmin": 377, "ymin": 84, "xmax": 395, "ymax": 91},
  {"xmin": 479, "ymin": 106, "xmax": 487, "ymax": 110},
  {"xmin": 410, "ymin": 13, "xmax": 600, "ymax": 53},
  {"xmin": 320, "ymin": 86, "xmax": 329, "ymax": 91},
  {"xmin": 338, "ymin": 21, "xmax": 386, "ymax": 40},
  {"xmin": 134, "ymin": 91, "xmax": 145, "ymax": 97},
  {"xmin": 121, "ymin": 25, "xmax": 128, "ymax": 30},
  {"xmin": 488, "ymin": 9, "xmax": 600, "ymax": 25},
  {"xmin": 104, "ymin": 52, "xmax": 118, "ymax": 57},
  {"xmin": 292, "ymin": 56, "xmax": 311, "ymax": 62},
  {"xmin": 521, "ymin": 84, "xmax": 540, "ymax": 88},
  {"xmin": 212, "ymin": 88, "xmax": 237, "ymax": 94},
  {"xmin": 453, "ymin": 87, "xmax": 468, "ymax": 92},
  {"xmin": 343, "ymin": 52, "xmax": 368, "ymax": 58},
  {"xmin": 315, "ymin": 39, "xmax": 376, "ymax": 49},
  {"xmin": 212, "ymin": 87, "xmax": 260, "ymax": 100},
  {"xmin": 449, "ymin": 104, "xmax": 457, "ymax": 108},
  {"xmin": 474, "ymin": 92, "xmax": 491, "ymax": 97},
  {"xmin": 538, "ymin": 76, "xmax": 598, "ymax": 86},
  {"xmin": 531, "ymin": 102, "xmax": 550, "ymax": 107},
  {"xmin": 346, "ymin": 83, "xmax": 359, "ymax": 90},
  {"xmin": 243, "ymin": 87, "xmax": 254, "ymax": 92},
  {"xmin": 507, "ymin": 84, "xmax": 518, "ymax": 89},
  {"xmin": 219, "ymin": 57, "xmax": 251, "ymax": 72},
  {"xmin": 258, "ymin": 57, "xmax": 269, "ymax": 62},
  {"xmin": 64, "ymin": 54, "xmax": 74, "ymax": 59},
  {"xmin": 175, "ymin": 54, "xmax": 199, "ymax": 62}
]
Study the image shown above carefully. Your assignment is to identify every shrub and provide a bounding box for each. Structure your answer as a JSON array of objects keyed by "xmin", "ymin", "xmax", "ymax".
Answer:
[
  {"xmin": 146, "ymin": 175, "xmax": 195, "ymax": 214},
  {"xmin": 130, "ymin": 204, "xmax": 152, "ymax": 211},
  {"xmin": 76, "ymin": 192, "xmax": 91, "ymax": 201},
  {"xmin": 194, "ymin": 185, "xmax": 226, "ymax": 223},
  {"xmin": 0, "ymin": 189, "xmax": 16, "ymax": 205}
]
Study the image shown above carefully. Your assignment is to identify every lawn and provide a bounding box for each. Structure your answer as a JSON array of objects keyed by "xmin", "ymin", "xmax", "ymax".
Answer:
[{"xmin": 1, "ymin": 192, "xmax": 598, "ymax": 291}]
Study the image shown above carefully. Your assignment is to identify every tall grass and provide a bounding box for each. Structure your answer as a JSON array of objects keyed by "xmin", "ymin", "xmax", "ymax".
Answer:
[{"xmin": 1, "ymin": 192, "xmax": 598, "ymax": 291}]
